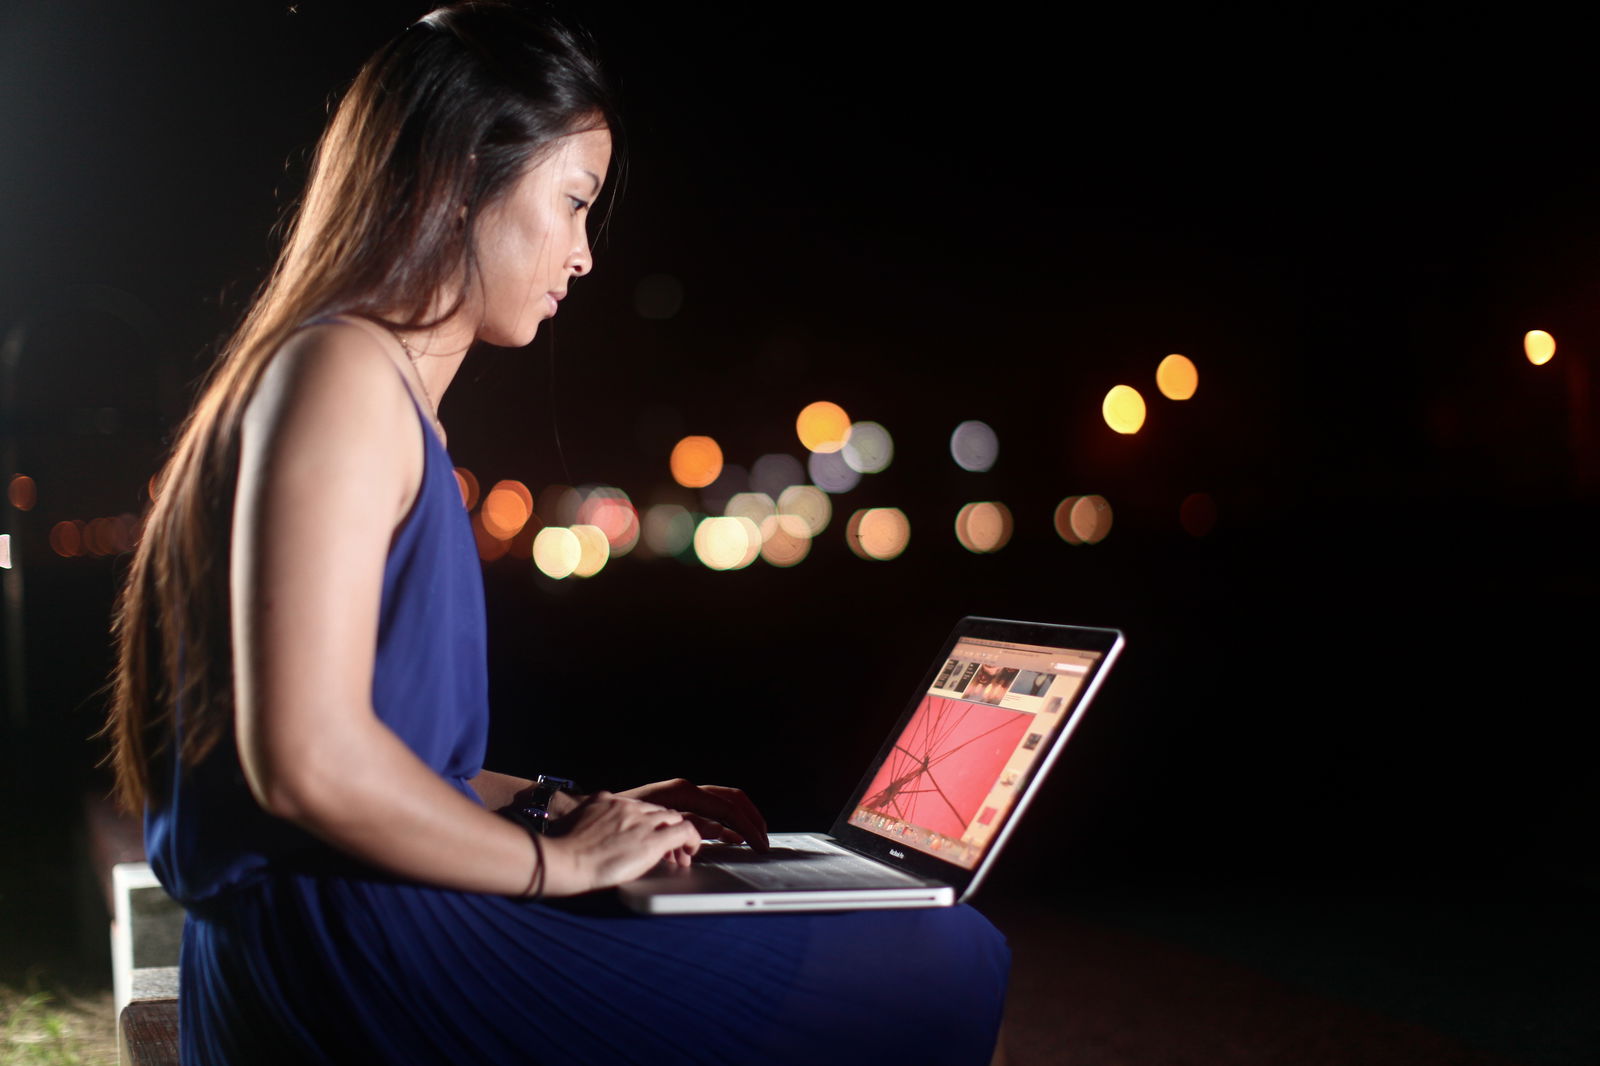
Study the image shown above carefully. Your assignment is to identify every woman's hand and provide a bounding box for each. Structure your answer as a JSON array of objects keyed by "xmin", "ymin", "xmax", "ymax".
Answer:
[
  {"xmin": 540, "ymin": 792, "xmax": 704, "ymax": 895},
  {"xmin": 613, "ymin": 778, "xmax": 770, "ymax": 853}
]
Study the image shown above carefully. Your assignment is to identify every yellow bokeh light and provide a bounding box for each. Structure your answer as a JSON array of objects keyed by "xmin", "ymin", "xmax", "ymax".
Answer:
[
  {"xmin": 693, "ymin": 516, "xmax": 761, "ymax": 570},
  {"xmin": 8, "ymin": 474, "xmax": 36, "ymax": 511},
  {"xmin": 1156, "ymin": 354, "xmax": 1198, "ymax": 400},
  {"xmin": 1069, "ymin": 495, "xmax": 1113, "ymax": 544},
  {"xmin": 570, "ymin": 524, "xmax": 611, "ymax": 578},
  {"xmin": 482, "ymin": 480, "xmax": 533, "ymax": 540},
  {"xmin": 847, "ymin": 507, "xmax": 910, "ymax": 560},
  {"xmin": 760, "ymin": 526, "xmax": 811, "ymax": 567},
  {"xmin": 955, "ymin": 501, "xmax": 1013, "ymax": 553},
  {"xmin": 796, "ymin": 401, "xmax": 853, "ymax": 454},
  {"xmin": 532, "ymin": 526, "xmax": 582, "ymax": 579},
  {"xmin": 775, "ymin": 484, "xmax": 831, "ymax": 538},
  {"xmin": 670, "ymin": 436, "xmax": 724, "ymax": 489},
  {"xmin": 1524, "ymin": 329, "xmax": 1556, "ymax": 366},
  {"xmin": 1102, "ymin": 385, "xmax": 1146, "ymax": 434}
]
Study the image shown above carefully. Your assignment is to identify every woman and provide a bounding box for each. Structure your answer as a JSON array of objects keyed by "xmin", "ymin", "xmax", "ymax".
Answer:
[{"xmin": 107, "ymin": 5, "xmax": 1011, "ymax": 1063}]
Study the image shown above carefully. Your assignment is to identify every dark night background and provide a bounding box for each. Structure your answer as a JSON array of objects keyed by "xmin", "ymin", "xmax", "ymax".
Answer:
[{"xmin": 2, "ymin": 4, "xmax": 1598, "ymax": 1063}]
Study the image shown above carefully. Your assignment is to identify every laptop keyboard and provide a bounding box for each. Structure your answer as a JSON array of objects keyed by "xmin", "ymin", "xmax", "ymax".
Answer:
[{"xmin": 694, "ymin": 839, "xmax": 927, "ymax": 891}]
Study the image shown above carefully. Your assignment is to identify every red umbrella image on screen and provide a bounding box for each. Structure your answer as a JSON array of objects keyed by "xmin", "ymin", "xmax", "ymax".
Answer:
[{"xmin": 860, "ymin": 695, "xmax": 1032, "ymax": 839}]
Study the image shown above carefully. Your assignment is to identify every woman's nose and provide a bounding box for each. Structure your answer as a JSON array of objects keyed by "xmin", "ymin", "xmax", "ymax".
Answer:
[{"xmin": 569, "ymin": 234, "xmax": 593, "ymax": 277}]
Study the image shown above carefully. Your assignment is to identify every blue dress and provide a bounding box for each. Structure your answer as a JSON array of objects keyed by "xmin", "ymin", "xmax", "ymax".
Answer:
[{"xmin": 145, "ymin": 374, "xmax": 1011, "ymax": 1065}]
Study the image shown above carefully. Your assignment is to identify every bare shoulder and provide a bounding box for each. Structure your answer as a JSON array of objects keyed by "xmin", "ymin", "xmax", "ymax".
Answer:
[
  {"xmin": 246, "ymin": 318, "xmax": 414, "ymax": 439},
  {"xmin": 239, "ymin": 318, "xmax": 423, "ymax": 517}
]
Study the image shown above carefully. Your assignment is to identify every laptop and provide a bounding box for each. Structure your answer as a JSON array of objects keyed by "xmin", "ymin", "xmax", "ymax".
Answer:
[{"xmin": 618, "ymin": 616, "xmax": 1124, "ymax": 914}]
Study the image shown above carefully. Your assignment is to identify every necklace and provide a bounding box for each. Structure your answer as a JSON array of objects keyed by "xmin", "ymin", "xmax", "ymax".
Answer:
[{"xmin": 385, "ymin": 325, "xmax": 447, "ymax": 444}]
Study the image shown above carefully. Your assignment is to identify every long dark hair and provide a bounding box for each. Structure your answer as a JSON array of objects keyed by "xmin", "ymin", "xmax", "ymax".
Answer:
[{"xmin": 107, "ymin": 2, "xmax": 621, "ymax": 809}]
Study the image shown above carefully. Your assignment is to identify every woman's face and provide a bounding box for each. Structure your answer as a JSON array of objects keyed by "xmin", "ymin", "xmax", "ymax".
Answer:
[{"xmin": 469, "ymin": 126, "xmax": 613, "ymax": 347}]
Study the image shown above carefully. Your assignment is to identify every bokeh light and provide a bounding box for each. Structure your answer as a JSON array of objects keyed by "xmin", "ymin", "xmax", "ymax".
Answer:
[
  {"xmin": 1069, "ymin": 495, "xmax": 1113, "ymax": 543},
  {"xmin": 725, "ymin": 491, "xmax": 776, "ymax": 527},
  {"xmin": 0, "ymin": 534, "xmax": 10, "ymax": 569},
  {"xmin": 776, "ymin": 484, "xmax": 831, "ymax": 538},
  {"xmin": 1180, "ymin": 492, "xmax": 1218, "ymax": 537},
  {"xmin": 84, "ymin": 517, "xmax": 116, "ymax": 556},
  {"xmin": 49, "ymin": 520, "xmax": 82, "ymax": 558},
  {"xmin": 481, "ymin": 480, "xmax": 533, "ymax": 540},
  {"xmin": 1156, "ymin": 354, "xmax": 1199, "ymax": 400},
  {"xmin": 532, "ymin": 526, "xmax": 582, "ymax": 579},
  {"xmin": 8, "ymin": 474, "xmax": 36, "ymax": 511},
  {"xmin": 1524, "ymin": 329, "xmax": 1556, "ymax": 366},
  {"xmin": 453, "ymin": 467, "xmax": 479, "ymax": 510},
  {"xmin": 950, "ymin": 420, "xmax": 998, "ymax": 472},
  {"xmin": 750, "ymin": 453, "xmax": 806, "ymax": 499},
  {"xmin": 1053, "ymin": 497, "xmax": 1084, "ymax": 545},
  {"xmin": 1102, "ymin": 386, "xmax": 1146, "ymax": 434},
  {"xmin": 808, "ymin": 449, "xmax": 861, "ymax": 494},
  {"xmin": 841, "ymin": 421, "xmax": 894, "ymax": 474},
  {"xmin": 846, "ymin": 507, "xmax": 910, "ymax": 561},
  {"xmin": 955, "ymin": 501, "xmax": 1013, "ymax": 553},
  {"xmin": 472, "ymin": 513, "xmax": 509, "ymax": 562},
  {"xmin": 670, "ymin": 436, "xmax": 724, "ymax": 489},
  {"xmin": 577, "ymin": 486, "xmax": 639, "ymax": 555},
  {"xmin": 694, "ymin": 516, "xmax": 761, "ymax": 570},
  {"xmin": 570, "ymin": 524, "xmax": 611, "ymax": 577},
  {"xmin": 538, "ymin": 484, "xmax": 582, "ymax": 527},
  {"xmin": 796, "ymin": 401, "xmax": 852, "ymax": 454},
  {"xmin": 642, "ymin": 503, "xmax": 694, "ymax": 557},
  {"xmin": 760, "ymin": 527, "xmax": 811, "ymax": 567}
]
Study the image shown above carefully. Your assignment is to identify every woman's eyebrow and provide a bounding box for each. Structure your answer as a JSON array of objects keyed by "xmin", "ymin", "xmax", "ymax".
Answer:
[{"xmin": 581, "ymin": 169, "xmax": 601, "ymax": 194}]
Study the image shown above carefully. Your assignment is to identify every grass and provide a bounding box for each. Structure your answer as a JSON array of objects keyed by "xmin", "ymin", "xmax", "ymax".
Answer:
[{"xmin": 0, "ymin": 981, "xmax": 116, "ymax": 1066}]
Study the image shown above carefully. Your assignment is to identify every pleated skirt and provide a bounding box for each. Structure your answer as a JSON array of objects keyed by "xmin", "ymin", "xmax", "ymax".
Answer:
[{"xmin": 178, "ymin": 872, "xmax": 1010, "ymax": 1065}]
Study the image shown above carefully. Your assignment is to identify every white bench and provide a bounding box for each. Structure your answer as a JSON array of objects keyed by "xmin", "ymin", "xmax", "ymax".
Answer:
[{"xmin": 111, "ymin": 862, "xmax": 182, "ymax": 1066}]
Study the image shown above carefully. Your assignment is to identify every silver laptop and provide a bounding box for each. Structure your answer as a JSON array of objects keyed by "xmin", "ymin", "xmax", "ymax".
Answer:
[{"xmin": 618, "ymin": 616, "xmax": 1125, "ymax": 914}]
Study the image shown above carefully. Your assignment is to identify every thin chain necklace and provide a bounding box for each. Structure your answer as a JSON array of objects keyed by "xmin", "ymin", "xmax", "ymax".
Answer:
[{"xmin": 385, "ymin": 325, "xmax": 447, "ymax": 445}]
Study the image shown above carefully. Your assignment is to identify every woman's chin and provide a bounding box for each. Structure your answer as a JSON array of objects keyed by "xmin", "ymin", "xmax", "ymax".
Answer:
[{"xmin": 479, "ymin": 321, "xmax": 541, "ymax": 349}]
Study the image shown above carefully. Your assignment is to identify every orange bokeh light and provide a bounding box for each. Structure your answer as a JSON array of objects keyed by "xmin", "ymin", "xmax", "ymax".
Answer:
[
  {"xmin": 481, "ymin": 480, "xmax": 533, "ymax": 540},
  {"xmin": 471, "ymin": 512, "xmax": 510, "ymax": 561},
  {"xmin": 1156, "ymin": 354, "xmax": 1198, "ymax": 400},
  {"xmin": 7, "ymin": 474, "xmax": 36, "ymax": 511},
  {"xmin": 796, "ymin": 401, "xmax": 852, "ymax": 454},
  {"xmin": 453, "ymin": 467, "xmax": 480, "ymax": 510},
  {"xmin": 49, "ymin": 520, "xmax": 83, "ymax": 558},
  {"xmin": 670, "ymin": 436, "xmax": 724, "ymax": 489}
]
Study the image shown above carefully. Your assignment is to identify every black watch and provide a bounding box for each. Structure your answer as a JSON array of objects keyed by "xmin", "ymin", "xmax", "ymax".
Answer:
[{"xmin": 508, "ymin": 774, "xmax": 577, "ymax": 834}]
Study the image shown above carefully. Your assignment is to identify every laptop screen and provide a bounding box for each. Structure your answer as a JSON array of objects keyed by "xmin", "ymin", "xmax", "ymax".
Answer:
[{"xmin": 843, "ymin": 634, "xmax": 1107, "ymax": 871}]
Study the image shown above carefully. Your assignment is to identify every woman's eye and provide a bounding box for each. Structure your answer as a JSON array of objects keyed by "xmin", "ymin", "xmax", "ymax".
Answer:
[{"xmin": 569, "ymin": 196, "xmax": 591, "ymax": 213}]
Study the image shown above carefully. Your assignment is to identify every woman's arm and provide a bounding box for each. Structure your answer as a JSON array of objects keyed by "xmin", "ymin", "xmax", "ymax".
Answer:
[{"xmin": 231, "ymin": 325, "xmax": 698, "ymax": 896}]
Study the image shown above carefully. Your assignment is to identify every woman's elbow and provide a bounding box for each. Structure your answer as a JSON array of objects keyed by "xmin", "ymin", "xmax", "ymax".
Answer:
[{"xmin": 240, "ymin": 737, "xmax": 347, "ymax": 826}]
